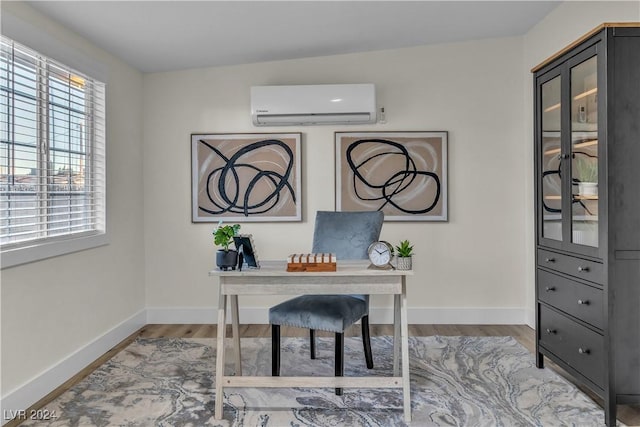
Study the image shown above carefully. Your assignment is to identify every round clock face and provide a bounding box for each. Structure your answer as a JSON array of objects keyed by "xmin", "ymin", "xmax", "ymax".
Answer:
[{"xmin": 368, "ymin": 241, "xmax": 393, "ymax": 267}]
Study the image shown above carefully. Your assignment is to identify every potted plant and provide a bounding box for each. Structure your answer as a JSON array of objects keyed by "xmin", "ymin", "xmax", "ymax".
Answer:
[
  {"xmin": 213, "ymin": 222, "xmax": 241, "ymax": 270},
  {"xmin": 395, "ymin": 240, "xmax": 414, "ymax": 270},
  {"xmin": 573, "ymin": 155, "xmax": 598, "ymax": 196}
]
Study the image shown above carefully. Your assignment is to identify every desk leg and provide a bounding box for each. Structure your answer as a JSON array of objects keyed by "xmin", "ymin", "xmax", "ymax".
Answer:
[
  {"xmin": 214, "ymin": 292, "xmax": 227, "ymax": 420},
  {"xmin": 230, "ymin": 295, "xmax": 242, "ymax": 376},
  {"xmin": 400, "ymin": 277, "xmax": 412, "ymax": 423},
  {"xmin": 393, "ymin": 294, "xmax": 401, "ymax": 376}
]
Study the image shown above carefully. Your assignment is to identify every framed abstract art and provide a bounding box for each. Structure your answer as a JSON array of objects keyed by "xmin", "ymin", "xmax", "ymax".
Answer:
[
  {"xmin": 191, "ymin": 133, "xmax": 302, "ymax": 222},
  {"xmin": 335, "ymin": 131, "xmax": 448, "ymax": 221}
]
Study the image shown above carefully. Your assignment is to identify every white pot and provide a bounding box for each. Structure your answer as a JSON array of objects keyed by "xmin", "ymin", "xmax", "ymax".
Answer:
[
  {"xmin": 396, "ymin": 256, "xmax": 412, "ymax": 270},
  {"xmin": 578, "ymin": 182, "xmax": 598, "ymax": 197}
]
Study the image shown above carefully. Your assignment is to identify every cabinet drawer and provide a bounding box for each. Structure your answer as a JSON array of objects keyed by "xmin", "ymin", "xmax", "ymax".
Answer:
[
  {"xmin": 537, "ymin": 269, "xmax": 603, "ymax": 329},
  {"xmin": 538, "ymin": 249, "xmax": 604, "ymax": 284},
  {"xmin": 539, "ymin": 305, "xmax": 604, "ymax": 387}
]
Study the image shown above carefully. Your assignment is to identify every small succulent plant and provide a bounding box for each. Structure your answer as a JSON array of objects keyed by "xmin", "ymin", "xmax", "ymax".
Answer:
[{"xmin": 395, "ymin": 240, "xmax": 414, "ymax": 257}]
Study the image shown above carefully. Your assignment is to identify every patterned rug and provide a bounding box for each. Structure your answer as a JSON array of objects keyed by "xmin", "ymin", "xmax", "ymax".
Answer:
[{"xmin": 21, "ymin": 336, "xmax": 617, "ymax": 426}]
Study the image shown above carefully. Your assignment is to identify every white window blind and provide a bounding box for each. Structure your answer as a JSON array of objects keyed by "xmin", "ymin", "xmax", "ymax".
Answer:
[{"xmin": 0, "ymin": 36, "xmax": 106, "ymax": 254}]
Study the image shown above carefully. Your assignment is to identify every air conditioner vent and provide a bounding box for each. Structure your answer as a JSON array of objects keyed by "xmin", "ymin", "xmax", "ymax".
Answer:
[{"xmin": 251, "ymin": 84, "xmax": 376, "ymax": 126}]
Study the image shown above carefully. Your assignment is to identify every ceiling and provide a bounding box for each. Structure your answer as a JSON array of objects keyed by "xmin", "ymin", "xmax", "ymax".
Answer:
[{"xmin": 25, "ymin": 1, "xmax": 560, "ymax": 73}]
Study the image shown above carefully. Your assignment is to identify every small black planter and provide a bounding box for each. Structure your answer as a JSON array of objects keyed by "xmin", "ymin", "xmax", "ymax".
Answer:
[{"xmin": 216, "ymin": 249, "xmax": 238, "ymax": 271}]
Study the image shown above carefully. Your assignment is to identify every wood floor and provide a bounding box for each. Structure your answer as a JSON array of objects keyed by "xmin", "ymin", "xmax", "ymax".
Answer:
[{"xmin": 11, "ymin": 324, "xmax": 640, "ymax": 426}]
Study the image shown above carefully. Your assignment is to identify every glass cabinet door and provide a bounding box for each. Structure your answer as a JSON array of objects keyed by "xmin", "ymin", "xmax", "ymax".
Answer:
[
  {"xmin": 537, "ymin": 45, "xmax": 601, "ymax": 256},
  {"xmin": 540, "ymin": 75, "xmax": 563, "ymax": 242},
  {"xmin": 570, "ymin": 55, "xmax": 598, "ymax": 248}
]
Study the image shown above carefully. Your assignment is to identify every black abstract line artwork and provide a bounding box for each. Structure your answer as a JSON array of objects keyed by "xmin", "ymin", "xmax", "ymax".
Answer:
[
  {"xmin": 345, "ymin": 138, "xmax": 441, "ymax": 215},
  {"xmin": 199, "ymin": 139, "xmax": 295, "ymax": 216},
  {"xmin": 336, "ymin": 132, "xmax": 447, "ymax": 221},
  {"xmin": 191, "ymin": 133, "xmax": 301, "ymax": 222}
]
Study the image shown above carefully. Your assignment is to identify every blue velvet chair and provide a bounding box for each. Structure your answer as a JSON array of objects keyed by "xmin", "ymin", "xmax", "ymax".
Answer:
[{"xmin": 269, "ymin": 210, "xmax": 384, "ymax": 395}]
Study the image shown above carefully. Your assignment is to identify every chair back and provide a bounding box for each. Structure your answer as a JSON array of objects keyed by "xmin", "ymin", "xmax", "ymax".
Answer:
[{"xmin": 312, "ymin": 211, "xmax": 384, "ymax": 260}]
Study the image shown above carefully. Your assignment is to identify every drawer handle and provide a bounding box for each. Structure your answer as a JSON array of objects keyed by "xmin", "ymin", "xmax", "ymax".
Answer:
[
  {"xmin": 578, "ymin": 347, "xmax": 590, "ymax": 355},
  {"xmin": 577, "ymin": 299, "xmax": 590, "ymax": 305},
  {"xmin": 545, "ymin": 328, "xmax": 557, "ymax": 335},
  {"xmin": 577, "ymin": 266, "xmax": 590, "ymax": 272},
  {"xmin": 545, "ymin": 286, "xmax": 556, "ymax": 292},
  {"xmin": 545, "ymin": 257, "xmax": 556, "ymax": 263}
]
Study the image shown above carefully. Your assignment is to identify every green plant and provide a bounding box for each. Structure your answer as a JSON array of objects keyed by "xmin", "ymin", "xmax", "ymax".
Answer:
[
  {"xmin": 574, "ymin": 155, "xmax": 598, "ymax": 183},
  {"xmin": 395, "ymin": 240, "xmax": 414, "ymax": 257},
  {"xmin": 213, "ymin": 222, "xmax": 240, "ymax": 252}
]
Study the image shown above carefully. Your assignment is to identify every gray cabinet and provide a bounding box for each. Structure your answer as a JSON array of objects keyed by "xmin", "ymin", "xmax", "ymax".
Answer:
[{"xmin": 534, "ymin": 24, "xmax": 640, "ymax": 426}]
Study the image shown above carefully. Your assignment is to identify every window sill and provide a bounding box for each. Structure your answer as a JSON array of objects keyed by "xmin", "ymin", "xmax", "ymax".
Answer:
[{"xmin": 1, "ymin": 232, "xmax": 109, "ymax": 269}]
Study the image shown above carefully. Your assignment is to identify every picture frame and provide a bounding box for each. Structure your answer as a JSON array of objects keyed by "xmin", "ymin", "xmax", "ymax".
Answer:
[
  {"xmin": 335, "ymin": 131, "xmax": 448, "ymax": 221},
  {"xmin": 233, "ymin": 234, "xmax": 260, "ymax": 269},
  {"xmin": 191, "ymin": 133, "xmax": 302, "ymax": 222}
]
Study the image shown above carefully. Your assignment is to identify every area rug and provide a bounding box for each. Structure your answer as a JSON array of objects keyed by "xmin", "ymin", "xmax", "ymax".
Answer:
[{"xmin": 21, "ymin": 336, "xmax": 617, "ymax": 426}]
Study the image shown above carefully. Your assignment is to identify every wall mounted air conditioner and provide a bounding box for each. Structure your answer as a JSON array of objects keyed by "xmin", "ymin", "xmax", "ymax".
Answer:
[{"xmin": 251, "ymin": 84, "xmax": 376, "ymax": 126}]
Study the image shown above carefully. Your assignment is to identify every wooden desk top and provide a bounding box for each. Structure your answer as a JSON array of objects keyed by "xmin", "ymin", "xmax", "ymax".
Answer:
[{"xmin": 209, "ymin": 259, "xmax": 413, "ymax": 277}]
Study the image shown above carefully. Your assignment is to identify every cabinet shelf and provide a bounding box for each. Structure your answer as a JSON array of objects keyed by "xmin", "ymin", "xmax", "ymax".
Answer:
[
  {"xmin": 544, "ymin": 195, "xmax": 598, "ymax": 200},
  {"xmin": 572, "ymin": 215, "xmax": 598, "ymax": 221}
]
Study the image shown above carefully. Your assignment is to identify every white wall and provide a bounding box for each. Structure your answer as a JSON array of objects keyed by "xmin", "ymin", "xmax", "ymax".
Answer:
[
  {"xmin": 143, "ymin": 36, "xmax": 529, "ymax": 325},
  {"xmin": 521, "ymin": 1, "xmax": 640, "ymax": 326},
  {"xmin": 0, "ymin": 1, "xmax": 146, "ymax": 413},
  {"xmin": 143, "ymin": 1, "xmax": 640, "ymax": 328}
]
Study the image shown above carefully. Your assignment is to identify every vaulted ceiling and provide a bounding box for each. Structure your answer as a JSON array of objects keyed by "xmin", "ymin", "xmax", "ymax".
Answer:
[{"xmin": 24, "ymin": 1, "xmax": 560, "ymax": 73}]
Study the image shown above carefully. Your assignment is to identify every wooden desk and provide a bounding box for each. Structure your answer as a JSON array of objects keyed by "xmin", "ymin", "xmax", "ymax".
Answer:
[{"xmin": 209, "ymin": 260, "xmax": 413, "ymax": 422}]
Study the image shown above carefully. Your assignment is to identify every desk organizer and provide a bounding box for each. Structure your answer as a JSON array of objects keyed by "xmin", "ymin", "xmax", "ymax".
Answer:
[{"xmin": 287, "ymin": 253, "xmax": 337, "ymax": 272}]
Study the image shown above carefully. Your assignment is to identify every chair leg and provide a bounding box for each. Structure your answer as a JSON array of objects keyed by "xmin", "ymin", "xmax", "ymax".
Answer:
[
  {"xmin": 361, "ymin": 315, "xmax": 374, "ymax": 369},
  {"xmin": 310, "ymin": 329, "xmax": 316, "ymax": 360},
  {"xmin": 272, "ymin": 324, "xmax": 280, "ymax": 376},
  {"xmin": 335, "ymin": 332, "xmax": 344, "ymax": 395}
]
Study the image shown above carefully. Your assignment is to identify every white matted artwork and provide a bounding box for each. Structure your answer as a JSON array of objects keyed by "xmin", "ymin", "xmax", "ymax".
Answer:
[
  {"xmin": 191, "ymin": 133, "xmax": 301, "ymax": 222},
  {"xmin": 335, "ymin": 131, "xmax": 448, "ymax": 221}
]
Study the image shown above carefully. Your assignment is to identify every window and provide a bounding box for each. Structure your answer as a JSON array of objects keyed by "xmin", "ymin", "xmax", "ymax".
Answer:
[{"xmin": 0, "ymin": 37, "xmax": 106, "ymax": 267}]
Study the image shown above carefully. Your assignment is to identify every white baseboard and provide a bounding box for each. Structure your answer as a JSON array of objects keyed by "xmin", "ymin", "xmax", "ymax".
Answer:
[
  {"xmin": 0, "ymin": 310, "xmax": 146, "ymax": 426},
  {"xmin": 146, "ymin": 307, "xmax": 220, "ymax": 324},
  {"xmin": 525, "ymin": 308, "xmax": 535, "ymax": 329},
  {"xmin": 146, "ymin": 306, "xmax": 528, "ymax": 325},
  {"xmin": 372, "ymin": 307, "xmax": 527, "ymax": 324}
]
